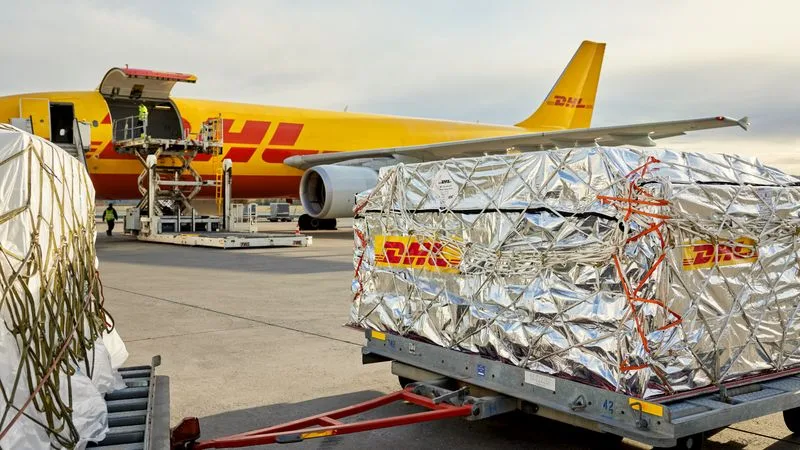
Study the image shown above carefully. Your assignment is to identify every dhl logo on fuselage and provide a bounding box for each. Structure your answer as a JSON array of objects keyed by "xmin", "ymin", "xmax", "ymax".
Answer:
[
  {"xmin": 95, "ymin": 118, "xmax": 319, "ymax": 163},
  {"xmin": 682, "ymin": 237, "xmax": 758, "ymax": 271},
  {"xmin": 374, "ymin": 235, "xmax": 462, "ymax": 273},
  {"xmin": 545, "ymin": 95, "xmax": 593, "ymax": 109},
  {"xmin": 198, "ymin": 119, "xmax": 319, "ymax": 164}
]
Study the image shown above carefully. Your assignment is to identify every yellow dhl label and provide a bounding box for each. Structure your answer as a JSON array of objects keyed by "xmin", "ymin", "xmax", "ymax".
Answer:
[
  {"xmin": 373, "ymin": 235, "xmax": 462, "ymax": 273},
  {"xmin": 682, "ymin": 237, "xmax": 758, "ymax": 271}
]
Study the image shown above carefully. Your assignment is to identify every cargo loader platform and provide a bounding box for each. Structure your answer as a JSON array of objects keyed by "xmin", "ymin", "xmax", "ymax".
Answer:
[
  {"xmin": 139, "ymin": 231, "xmax": 311, "ymax": 249},
  {"xmin": 115, "ymin": 115, "xmax": 313, "ymax": 250}
]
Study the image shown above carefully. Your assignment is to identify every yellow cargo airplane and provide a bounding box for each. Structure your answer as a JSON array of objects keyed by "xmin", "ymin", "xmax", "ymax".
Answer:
[{"xmin": 0, "ymin": 41, "xmax": 747, "ymax": 229}]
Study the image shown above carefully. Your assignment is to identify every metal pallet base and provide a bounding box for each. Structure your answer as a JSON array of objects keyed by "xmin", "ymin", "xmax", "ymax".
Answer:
[
  {"xmin": 363, "ymin": 331, "xmax": 800, "ymax": 447},
  {"xmin": 90, "ymin": 356, "xmax": 169, "ymax": 450},
  {"xmin": 137, "ymin": 231, "xmax": 312, "ymax": 249}
]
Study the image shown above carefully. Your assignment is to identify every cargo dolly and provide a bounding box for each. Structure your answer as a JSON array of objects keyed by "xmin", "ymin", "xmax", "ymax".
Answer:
[{"xmin": 170, "ymin": 332, "xmax": 800, "ymax": 449}]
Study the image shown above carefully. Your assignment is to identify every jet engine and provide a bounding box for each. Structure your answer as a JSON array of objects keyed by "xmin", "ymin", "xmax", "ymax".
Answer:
[{"xmin": 299, "ymin": 165, "xmax": 378, "ymax": 219}]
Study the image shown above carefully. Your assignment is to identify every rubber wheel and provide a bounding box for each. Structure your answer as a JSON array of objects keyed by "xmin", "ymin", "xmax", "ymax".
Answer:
[
  {"xmin": 655, "ymin": 433, "xmax": 704, "ymax": 450},
  {"xmin": 298, "ymin": 214, "xmax": 318, "ymax": 231},
  {"xmin": 784, "ymin": 406, "xmax": 800, "ymax": 433}
]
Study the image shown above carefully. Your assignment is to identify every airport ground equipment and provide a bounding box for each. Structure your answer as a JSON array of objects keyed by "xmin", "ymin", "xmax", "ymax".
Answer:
[
  {"xmin": 360, "ymin": 331, "xmax": 800, "ymax": 449},
  {"xmin": 268, "ymin": 202, "xmax": 292, "ymax": 222},
  {"xmin": 167, "ymin": 329, "xmax": 800, "ymax": 449},
  {"xmin": 114, "ymin": 116, "xmax": 311, "ymax": 249},
  {"xmin": 170, "ymin": 373, "xmax": 514, "ymax": 449}
]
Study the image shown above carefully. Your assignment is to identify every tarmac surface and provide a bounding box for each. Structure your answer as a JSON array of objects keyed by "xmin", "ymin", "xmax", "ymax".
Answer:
[{"xmin": 97, "ymin": 220, "xmax": 800, "ymax": 450}]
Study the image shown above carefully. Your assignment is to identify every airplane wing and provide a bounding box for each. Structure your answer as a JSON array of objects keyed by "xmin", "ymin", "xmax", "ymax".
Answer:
[{"xmin": 283, "ymin": 115, "xmax": 749, "ymax": 170}]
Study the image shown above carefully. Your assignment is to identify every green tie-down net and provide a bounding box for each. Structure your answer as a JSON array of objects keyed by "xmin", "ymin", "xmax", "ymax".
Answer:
[{"xmin": 0, "ymin": 123, "xmax": 124, "ymax": 449}]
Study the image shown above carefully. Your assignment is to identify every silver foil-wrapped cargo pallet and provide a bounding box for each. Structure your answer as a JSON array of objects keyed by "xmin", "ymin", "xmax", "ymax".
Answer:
[{"xmin": 350, "ymin": 147, "xmax": 800, "ymax": 399}]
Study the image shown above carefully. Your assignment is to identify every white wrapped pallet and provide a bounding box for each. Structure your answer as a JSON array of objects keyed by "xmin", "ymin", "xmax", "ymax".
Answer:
[
  {"xmin": 351, "ymin": 147, "xmax": 800, "ymax": 399},
  {"xmin": 0, "ymin": 124, "xmax": 125, "ymax": 449}
]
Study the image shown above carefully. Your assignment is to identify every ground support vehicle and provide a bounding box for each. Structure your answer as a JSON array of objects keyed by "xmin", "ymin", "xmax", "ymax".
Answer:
[{"xmin": 169, "ymin": 331, "xmax": 800, "ymax": 449}]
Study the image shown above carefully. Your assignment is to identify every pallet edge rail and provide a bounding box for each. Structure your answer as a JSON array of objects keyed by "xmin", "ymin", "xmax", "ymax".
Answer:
[{"xmin": 167, "ymin": 330, "xmax": 800, "ymax": 450}]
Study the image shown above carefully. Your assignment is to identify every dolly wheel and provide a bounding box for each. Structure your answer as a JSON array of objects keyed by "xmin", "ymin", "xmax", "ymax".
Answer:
[
  {"xmin": 655, "ymin": 433, "xmax": 704, "ymax": 450},
  {"xmin": 784, "ymin": 406, "xmax": 800, "ymax": 433}
]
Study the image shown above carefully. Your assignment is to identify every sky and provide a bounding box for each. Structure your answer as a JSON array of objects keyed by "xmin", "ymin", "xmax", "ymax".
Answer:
[{"xmin": 1, "ymin": 1, "xmax": 798, "ymax": 171}]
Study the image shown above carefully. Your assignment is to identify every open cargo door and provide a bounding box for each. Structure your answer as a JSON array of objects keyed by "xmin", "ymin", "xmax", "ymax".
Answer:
[
  {"xmin": 19, "ymin": 98, "xmax": 51, "ymax": 140},
  {"xmin": 98, "ymin": 67, "xmax": 197, "ymax": 100}
]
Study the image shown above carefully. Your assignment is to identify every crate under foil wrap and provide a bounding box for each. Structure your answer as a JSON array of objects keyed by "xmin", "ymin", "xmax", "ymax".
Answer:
[{"xmin": 350, "ymin": 147, "xmax": 800, "ymax": 399}]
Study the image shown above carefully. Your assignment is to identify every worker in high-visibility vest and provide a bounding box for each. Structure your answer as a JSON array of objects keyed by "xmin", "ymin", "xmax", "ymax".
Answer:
[
  {"xmin": 137, "ymin": 103, "xmax": 148, "ymax": 137},
  {"xmin": 104, "ymin": 203, "xmax": 118, "ymax": 236}
]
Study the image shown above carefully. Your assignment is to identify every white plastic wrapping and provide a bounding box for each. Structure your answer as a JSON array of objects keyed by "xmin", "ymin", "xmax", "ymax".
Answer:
[
  {"xmin": 90, "ymin": 339, "xmax": 127, "ymax": 395},
  {"xmin": 0, "ymin": 124, "xmax": 126, "ymax": 448},
  {"xmin": 0, "ymin": 323, "xmax": 50, "ymax": 450},
  {"xmin": 61, "ymin": 370, "xmax": 108, "ymax": 450},
  {"xmin": 102, "ymin": 329, "xmax": 130, "ymax": 370}
]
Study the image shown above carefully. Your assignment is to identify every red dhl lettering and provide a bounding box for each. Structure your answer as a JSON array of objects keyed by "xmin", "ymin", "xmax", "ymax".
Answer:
[
  {"xmin": 682, "ymin": 237, "xmax": 758, "ymax": 270},
  {"xmin": 96, "ymin": 117, "xmax": 316, "ymax": 163},
  {"xmin": 221, "ymin": 118, "xmax": 271, "ymax": 145},
  {"xmin": 546, "ymin": 95, "xmax": 593, "ymax": 109},
  {"xmin": 374, "ymin": 236, "xmax": 461, "ymax": 273},
  {"xmin": 269, "ymin": 123, "xmax": 304, "ymax": 146},
  {"xmin": 217, "ymin": 120, "xmax": 305, "ymax": 147}
]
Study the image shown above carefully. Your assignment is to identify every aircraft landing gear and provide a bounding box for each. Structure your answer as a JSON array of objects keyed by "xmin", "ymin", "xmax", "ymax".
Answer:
[{"xmin": 298, "ymin": 214, "xmax": 337, "ymax": 231}]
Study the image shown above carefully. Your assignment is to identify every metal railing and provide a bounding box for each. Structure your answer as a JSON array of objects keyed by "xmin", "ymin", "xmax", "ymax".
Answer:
[
  {"xmin": 184, "ymin": 116, "xmax": 223, "ymax": 143},
  {"xmin": 112, "ymin": 115, "xmax": 147, "ymax": 142},
  {"xmin": 112, "ymin": 114, "xmax": 224, "ymax": 144},
  {"xmin": 72, "ymin": 118, "xmax": 88, "ymax": 166}
]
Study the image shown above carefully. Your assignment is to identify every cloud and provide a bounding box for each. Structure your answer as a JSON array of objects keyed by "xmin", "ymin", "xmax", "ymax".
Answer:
[{"xmin": 1, "ymin": 0, "xmax": 797, "ymax": 170}]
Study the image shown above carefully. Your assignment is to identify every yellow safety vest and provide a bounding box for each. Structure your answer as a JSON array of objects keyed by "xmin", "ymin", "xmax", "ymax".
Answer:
[
  {"xmin": 104, "ymin": 209, "xmax": 115, "ymax": 221},
  {"xmin": 138, "ymin": 105, "xmax": 148, "ymax": 120}
]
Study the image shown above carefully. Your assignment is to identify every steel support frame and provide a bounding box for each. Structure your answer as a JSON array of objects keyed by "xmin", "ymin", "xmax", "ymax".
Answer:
[{"xmin": 222, "ymin": 159, "xmax": 232, "ymax": 232}]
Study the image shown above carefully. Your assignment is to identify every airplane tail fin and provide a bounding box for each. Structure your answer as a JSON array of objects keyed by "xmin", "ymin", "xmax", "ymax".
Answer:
[{"xmin": 515, "ymin": 40, "xmax": 605, "ymax": 130}]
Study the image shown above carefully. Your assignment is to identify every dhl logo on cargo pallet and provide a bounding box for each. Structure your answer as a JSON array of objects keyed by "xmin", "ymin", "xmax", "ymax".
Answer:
[
  {"xmin": 682, "ymin": 237, "xmax": 758, "ymax": 271},
  {"xmin": 374, "ymin": 235, "xmax": 462, "ymax": 273}
]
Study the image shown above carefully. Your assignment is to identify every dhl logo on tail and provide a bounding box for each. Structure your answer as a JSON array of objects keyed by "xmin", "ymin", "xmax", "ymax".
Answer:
[
  {"xmin": 546, "ymin": 95, "xmax": 593, "ymax": 109},
  {"xmin": 374, "ymin": 235, "xmax": 462, "ymax": 273},
  {"xmin": 682, "ymin": 237, "xmax": 758, "ymax": 271}
]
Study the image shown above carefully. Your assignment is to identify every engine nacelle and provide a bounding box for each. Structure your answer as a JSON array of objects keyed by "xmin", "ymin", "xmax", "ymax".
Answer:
[{"xmin": 299, "ymin": 165, "xmax": 378, "ymax": 218}]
